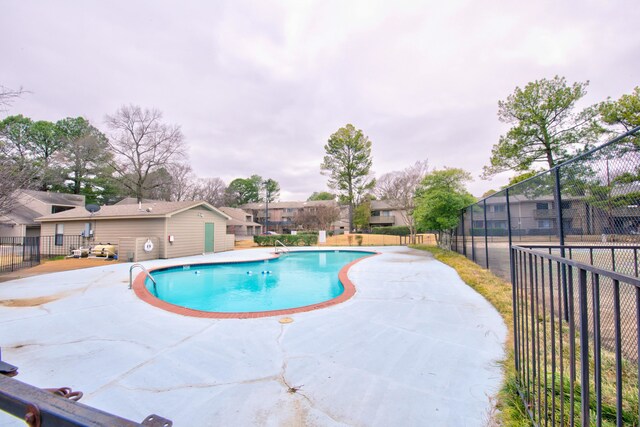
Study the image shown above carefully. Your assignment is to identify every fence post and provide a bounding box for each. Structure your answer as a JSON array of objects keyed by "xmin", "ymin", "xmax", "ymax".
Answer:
[
  {"xmin": 578, "ymin": 268, "xmax": 591, "ymax": 426},
  {"xmin": 554, "ymin": 167, "xmax": 569, "ymax": 321},
  {"xmin": 483, "ymin": 199, "xmax": 489, "ymax": 269},
  {"xmin": 470, "ymin": 206, "xmax": 476, "ymax": 262},
  {"xmin": 461, "ymin": 211, "xmax": 467, "ymax": 257},
  {"xmin": 506, "ymin": 188, "xmax": 518, "ymax": 371}
]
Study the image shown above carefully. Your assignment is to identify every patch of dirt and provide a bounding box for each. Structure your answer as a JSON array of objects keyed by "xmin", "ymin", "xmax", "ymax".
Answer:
[
  {"xmin": 0, "ymin": 258, "xmax": 116, "ymax": 282},
  {"xmin": 0, "ymin": 295, "xmax": 61, "ymax": 307}
]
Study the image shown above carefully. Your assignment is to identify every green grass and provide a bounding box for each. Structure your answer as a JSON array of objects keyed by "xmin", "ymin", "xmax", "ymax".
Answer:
[{"xmin": 411, "ymin": 245, "xmax": 639, "ymax": 426}]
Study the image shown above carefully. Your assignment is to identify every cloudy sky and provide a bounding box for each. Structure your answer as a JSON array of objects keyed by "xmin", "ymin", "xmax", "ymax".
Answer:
[{"xmin": 2, "ymin": 0, "xmax": 639, "ymax": 200}]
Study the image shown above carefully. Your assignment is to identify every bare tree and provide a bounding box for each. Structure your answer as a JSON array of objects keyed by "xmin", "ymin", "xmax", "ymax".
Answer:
[
  {"xmin": 105, "ymin": 105, "xmax": 186, "ymax": 202},
  {"xmin": 0, "ymin": 159, "xmax": 32, "ymax": 216},
  {"xmin": 292, "ymin": 205, "xmax": 340, "ymax": 231},
  {"xmin": 0, "ymin": 85, "xmax": 27, "ymax": 116},
  {"xmin": 192, "ymin": 177, "xmax": 227, "ymax": 207},
  {"xmin": 0, "ymin": 86, "xmax": 32, "ymax": 214},
  {"xmin": 167, "ymin": 163, "xmax": 196, "ymax": 201},
  {"xmin": 375, "ymin": 160, "xmax": 429, "ymax": 242}
]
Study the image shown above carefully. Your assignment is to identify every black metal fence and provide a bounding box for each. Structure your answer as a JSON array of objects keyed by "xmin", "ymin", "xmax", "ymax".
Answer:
[
  {"xmin": 512, "ymin": 245, "xmax": 639, "ymax": 426},
  {"xmin": 443, "ymin": 127, "xmax": 640, "ymax": 425},
  {"xmin": 0, "ymin": 235, "xmax": 85, "ymax": 273}
]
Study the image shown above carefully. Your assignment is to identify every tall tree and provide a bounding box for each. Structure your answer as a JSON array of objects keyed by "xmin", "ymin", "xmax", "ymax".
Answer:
[
  {"xmin": 308, "ymin": 191, "xmax": 336, "ymax": 201},
  {"xmin": 261, "ymin": 177, "xmax": 280, "ymax": 232},
  {"xmin": 321, "ymin": 124, "xmax": 375, "ymax": 231},
  {"xmin": 482, "ymin": 76, "xmax": 601, "ymax": 178},
  {"xmin": 226, "ymin": 175, "xmax": 264, "ymax": 207},
  {"xmin": 0, "ymin": 115, "xmax": 35, "ymax": 171},
  {"xmin": 414, "ymin": 168, "xmax": 476, "ymax": 244},
  {"xmin": 29, "ymin": 120, "xmax": 66, "ymax": 190},
  {"xmin": 599, "ymin": 86, "xmax": 640, "ymax": 146},
  {"xmin": 375, "ymin": 160, "xmax": 428, "ymax": 242},
  {"xmin": 262, "ymin": 178, "xmax": 280, "ymax": 203},
  {"xmin": 105, "ymin": 105, "xmax": 186, "ymax": 202},
  {"xmin": 0, "ymin": 115, "xmax": 39, "ymax": 209},
  {"xmin": 55, "ymin": 117, "xmax": 113, "ymax": 198}
]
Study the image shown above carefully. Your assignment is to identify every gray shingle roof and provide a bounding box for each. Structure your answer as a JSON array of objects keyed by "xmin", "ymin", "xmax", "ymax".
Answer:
[
  {"xmin": 242, "ymin": 200, "xmax": 338, "ymax": 209},
  {"xmin": 0, "ymin": 205, "xmax": 42, "ymax": 226},
  {"xmin": 21, "ymin": 190, "xmax": 85, "ymax": 206},
  {"xmin": 218, "ymin": 207, "xmax": 261, "ymax": 226},
  {"xmin": 36, "ymin": 200, "xmax": 230, "ymax": 222}
]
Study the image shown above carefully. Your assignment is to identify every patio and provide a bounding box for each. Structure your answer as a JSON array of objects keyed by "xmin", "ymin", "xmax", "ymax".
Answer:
[{"xmin": 0, "ymin": 246, "xmax": 506, "ymax": 426}]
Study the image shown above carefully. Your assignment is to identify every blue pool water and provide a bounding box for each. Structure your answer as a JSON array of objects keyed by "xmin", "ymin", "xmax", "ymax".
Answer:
[{"xmin": 146, "ymin": 250, "xmax": 373, "ymax": 313}]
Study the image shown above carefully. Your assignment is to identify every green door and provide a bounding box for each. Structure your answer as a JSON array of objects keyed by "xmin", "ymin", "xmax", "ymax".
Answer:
[{"xmin": 204, "ymin": 223, "xmax": 215, "ymax": 253}]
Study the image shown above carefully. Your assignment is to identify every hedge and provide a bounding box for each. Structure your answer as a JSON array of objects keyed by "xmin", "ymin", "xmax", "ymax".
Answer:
[
  {"xmin": 253, "ymin": 234, "xmax": 318, "ymax": 246},
  {"xmin": 371, "ymin": 226, "xmax": 410, "ymax": 236}
]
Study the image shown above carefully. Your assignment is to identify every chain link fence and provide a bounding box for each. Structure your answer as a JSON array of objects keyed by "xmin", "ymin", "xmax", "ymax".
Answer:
[
  {"xmin": 448, "ymin": 126, "xmax": 640, "ymax": 281},
  {"xmin": 444, "ymin": 127, "xmax": 640, "ymax": 425}
]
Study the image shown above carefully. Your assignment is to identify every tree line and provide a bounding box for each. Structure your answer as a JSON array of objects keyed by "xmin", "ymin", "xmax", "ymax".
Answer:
[
  {"xmin": 322, "ymin": 79, "xmax": 639, "ymax": 241},
  {"xmin": 2, "ymin": 78, "xmax": 637, "ymax": 236},
  {"xmin": 0, "ymin": 96, "xmax": 281, "ymax": 213}
]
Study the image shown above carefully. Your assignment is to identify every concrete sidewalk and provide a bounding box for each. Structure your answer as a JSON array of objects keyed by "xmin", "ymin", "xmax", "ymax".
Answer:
[{"xmin": 0, "ymin": 247, "xmax": 506, "ymax": 426}]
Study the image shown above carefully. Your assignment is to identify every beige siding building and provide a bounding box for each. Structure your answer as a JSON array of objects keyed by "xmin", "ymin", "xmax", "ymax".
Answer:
[
  {"xmin": 242, "ymin": 200, "xmax": 347, "ymax": 233},
  {"xmin": 37, "ymin": 201, "xmax": 233, "ymax": 262},
  {"xmin": 369, "ymin": 200, "xmax": 410, "ymax": 228},
  {"xmin": 0, "ymin": 190, "xmax": 85, "ymax": 238},
  {"xmin": 218, "ymin": 207, "xmax": 262, "ymax": 240}
]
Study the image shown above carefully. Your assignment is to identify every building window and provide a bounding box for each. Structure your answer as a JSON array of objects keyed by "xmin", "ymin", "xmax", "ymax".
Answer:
[
  {"xmin": 82, "ymin": 223, "xmax": 92, "ymax": 237},
  {"xmin": 51, "ymin": 205, "xmax": 73, "ymax": 214},
  {"xmin": 536, "ymin": 202, "xmax": 550, "ymax": 210},
  {"xmin": 538, "ymin": 220, "xmax": 552, "ymax": 229},
  {"xmin": 55, "ymin": 223, "xmax": 64, "ymax": 246},
  {"xmin": 473, "ymin": 220, "xmax": 484, "ymax": 228},
  {"xmin": 380, "ymin": 210, "xmax": 391, "ymax": 217},
  {"xmin": 492, "ymin": 204, "xmax": 506, "ymax": 212},
  {"xmin": 488, "ymin": 220, "xmax": 507, "ymax": 229}
]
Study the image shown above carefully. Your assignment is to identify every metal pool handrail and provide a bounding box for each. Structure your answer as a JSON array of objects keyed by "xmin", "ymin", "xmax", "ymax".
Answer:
[
  {"xmin": 129, "ymin": 263, "xmax": 157, "ymax": 290},
  {"xmin": 274, "ymin": 240, "xmax": 289, "ymax": 254}
]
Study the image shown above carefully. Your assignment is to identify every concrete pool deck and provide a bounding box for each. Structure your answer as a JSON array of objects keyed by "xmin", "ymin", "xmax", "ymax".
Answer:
[{"xmin": 0, "ymin": 246, "xmax": 506, "ymax": 426}]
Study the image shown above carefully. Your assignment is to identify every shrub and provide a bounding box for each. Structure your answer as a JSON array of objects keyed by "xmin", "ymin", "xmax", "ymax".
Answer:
[
  {"xmin": 371, "ymin": 226, "xmax": 410, "ymax": 236},
  {"xmin": 253, "ymin": 234, "xmax": 318, "ymax": 247},
  {"xmin": 470, "ymin": 228, "xmax": 509, "ymax": 236}
]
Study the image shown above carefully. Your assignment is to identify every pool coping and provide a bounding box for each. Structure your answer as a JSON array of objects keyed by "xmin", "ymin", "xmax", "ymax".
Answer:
[{"xmin": 132, "ymin": 250, "xmax": 380, "ymax": 318}]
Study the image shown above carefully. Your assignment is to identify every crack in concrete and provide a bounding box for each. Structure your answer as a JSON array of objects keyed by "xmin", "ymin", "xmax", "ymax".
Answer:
[
  {"xmin": 89, "ymin": 321, "xmax": 220, "ymax": 395},
  {"xmin": 116, "ymin": 374, "xmax": 281, "ymax": 393},
  {"xmin": 275, "ymin": 323, "xmax": 355, "ymax": 426},
  {"xmin": 7, "ymin": 336, "xmax": 153, "ymax": 351}
]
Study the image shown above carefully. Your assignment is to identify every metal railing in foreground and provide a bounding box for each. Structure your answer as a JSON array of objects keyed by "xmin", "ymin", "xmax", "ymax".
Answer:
[
  {"xmin": 511, "ymin": 245, "xmax": 639, "ymax": 426},
  {"xmin": 0, "ymin": 350, "xmax": 172, "ymax": 426}
]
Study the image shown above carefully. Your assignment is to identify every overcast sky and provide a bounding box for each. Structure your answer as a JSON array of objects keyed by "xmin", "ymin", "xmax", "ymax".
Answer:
[{"xmin": 2, "ymin": 0, "xmax": 639, "ymax": 200}]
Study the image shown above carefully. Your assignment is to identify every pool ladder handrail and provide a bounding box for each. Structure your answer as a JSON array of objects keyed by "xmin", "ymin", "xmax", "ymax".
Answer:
[
  {"xmin": 274, "ymin": 240, "xmax": 289, "ymax": 255},
  {"xmin": 129, "ymin": 263, "xmax": 157, "ymax": 290}
]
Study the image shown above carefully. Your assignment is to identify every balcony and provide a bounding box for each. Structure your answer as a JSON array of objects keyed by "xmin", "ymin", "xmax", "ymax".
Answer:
[
  {"xmin": 533, "ymin": 209, "xmax": 555, "ymax": 219},
  {"xmin": 534, "ymin": 208, "xmax": 577, "ymax": 219},
  {"xmin": 485, "ymin": 212, "xmax": 508, "ymax": 220},
  {"xmin": 370, "ymin": 215, "xmax": 395, "ymax": 225}
]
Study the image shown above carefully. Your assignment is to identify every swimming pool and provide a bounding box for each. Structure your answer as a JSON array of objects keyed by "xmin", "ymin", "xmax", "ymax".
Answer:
[{"xmin": 133, "ymin": 250, "xmax": 376, "ymax": 318}]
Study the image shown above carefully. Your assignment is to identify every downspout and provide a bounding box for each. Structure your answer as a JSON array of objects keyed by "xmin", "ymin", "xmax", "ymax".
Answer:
[{"xmin": 163, "ymin": 216, "xmax": 169, "ymax": 259}]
